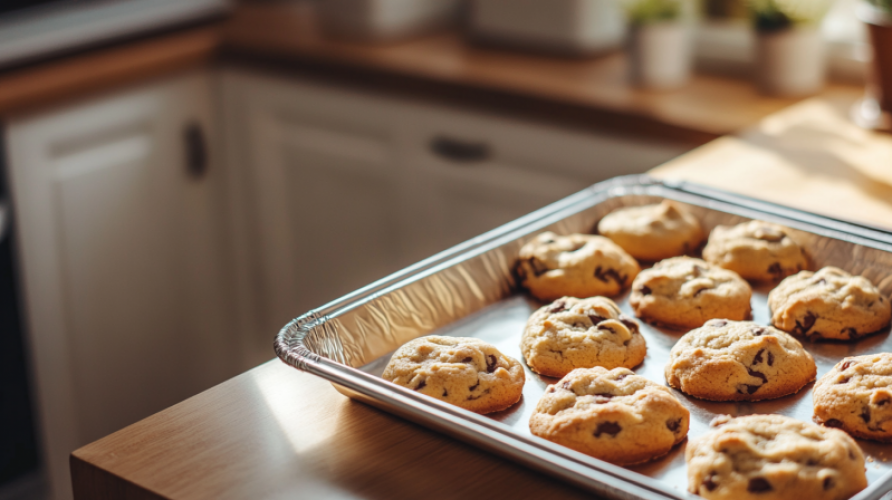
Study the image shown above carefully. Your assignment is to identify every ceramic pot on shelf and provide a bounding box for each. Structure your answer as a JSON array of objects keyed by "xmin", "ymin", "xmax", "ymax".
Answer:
[
  {"xmin": 628, "ymin": 21, "xmax": 692, "ymax": 90},
  {"xmin": 755, "ymin": 26, "xmax": 825, "ymax": 97},
  {"xmin": 853, "ymin": 1, "xmax": 892, "ymax": 130}
]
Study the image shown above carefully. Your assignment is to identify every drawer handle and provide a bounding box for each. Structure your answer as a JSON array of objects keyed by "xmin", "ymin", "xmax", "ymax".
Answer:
[
  {"xmin": 430, "ymin": 136, "xmax": 490, "ymax": 164},
  {"xmin": 184, "ymin": 122, "xmax": 208, "ymax": 179}
]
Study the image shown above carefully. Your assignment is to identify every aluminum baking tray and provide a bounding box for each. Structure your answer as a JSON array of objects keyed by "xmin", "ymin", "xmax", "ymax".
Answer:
[{"xmin": 275, "ymin": 175, "xmax": 892, "ymax": 500}]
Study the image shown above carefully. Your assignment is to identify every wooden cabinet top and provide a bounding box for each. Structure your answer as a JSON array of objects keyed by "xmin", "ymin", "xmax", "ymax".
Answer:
[{"xmin": 0, "ymin": 3, "xmax": 861, "ymax": 144}]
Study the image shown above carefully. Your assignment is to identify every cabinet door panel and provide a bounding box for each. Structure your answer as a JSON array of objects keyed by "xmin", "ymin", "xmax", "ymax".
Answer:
[
  {"xmin": 222, "ymin": 71, "xmax": 406, "ymax": 363},
  {"xmin": 7, "ymin": 73, "xmax": 235, "ymax": 500}
]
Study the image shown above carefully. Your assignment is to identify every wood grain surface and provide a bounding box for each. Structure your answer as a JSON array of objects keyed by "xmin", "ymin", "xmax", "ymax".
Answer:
[{"xmin": 0, "ymin": 27, "xmax": 221, "ymax": 118}]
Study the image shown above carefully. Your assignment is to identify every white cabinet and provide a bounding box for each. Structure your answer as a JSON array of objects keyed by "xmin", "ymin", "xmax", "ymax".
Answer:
[
  {"xmin": 221, "ymin": 70, "xmax": 690, "ymax": 366},
  {"xmin": 6, "ymin": 72, "xmax": 239, "ymax": 500}
]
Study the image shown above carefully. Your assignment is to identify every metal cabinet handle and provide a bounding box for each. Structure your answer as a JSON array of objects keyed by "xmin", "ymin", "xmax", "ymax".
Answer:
[
  {"xmin": 429, "ymin": 136, "xmax": 491, "ymax": 164},
  {"xmin": 184, "ymin": 122, "xmax": 208, "ymax": 179},
  {"xmin": 0, "ymin": 197, "xmax": 8, "ymax": 244}
]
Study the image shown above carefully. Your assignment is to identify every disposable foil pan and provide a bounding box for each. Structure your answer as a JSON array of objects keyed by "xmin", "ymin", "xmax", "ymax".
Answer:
[{"xmin": 275, "ymin": 175, "xmax": 892, "ymax": 500}]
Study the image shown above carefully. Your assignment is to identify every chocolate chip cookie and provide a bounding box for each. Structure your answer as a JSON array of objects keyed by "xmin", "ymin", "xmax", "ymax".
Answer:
[
  {"xmin": 702, "ymin": 220, "xmax": 808, "ymax": 282},
  {"xmin": 597, "ymin": 200, "xmax": 704, "ymax": 262},
  {"xmin": 768, "ymin": 267, "xmax": 892, "ymax": 341},
  {"xmin": 665, "ymin": 319, "xmax": 816, "ymax": 401},
  {"xmin": 814, "ymin": 353, "xmax": 892, "ymax": 442},
  {"xmin": 530, "ymin": 367, "xmax": 689, "ymax": 465},
  {"xmin": 687, "ymin": 414, "xmax": 867, "ymax": 500},
  {"xmin": 382, "ymin": 336, "xmax": 525, "ymax": 414},
  {"xmin": 515, "ymin": 232, "xmax": 640, "ymax": 302},
  {"xmin": 520, "ymin": 296, "xmax": 646, "ymax": 378},
  {"xmin": 629, "ymin": 256, "xmax": 752, "ymax": 329}
]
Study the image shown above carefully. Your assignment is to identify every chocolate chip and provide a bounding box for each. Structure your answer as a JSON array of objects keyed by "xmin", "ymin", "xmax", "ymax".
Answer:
[
  {"xmin": 741, "ymin": 384, "xmax": 762, "ymax": 395},
  {"xmin": 547, "ymin": 300, "xmax": 567, "ymax": 313},
  {"xmin": 753, "ymin": 349, "xmax": 765, "ymax": 364},
  {"xmin": 694, "ymin": 286, "xmax": 711, "ymax": 297},
  {"xmin": 462, "ymin": 357, "xmax": 473, "ymax": 363},
  {"xmin": 415, "ymin": 380, "xmax": 427, "ymax": 391},
  {"xmin": 486, "ymin": 354, "xmax": 497, "ymax": 373},
  {"xmin": 594, "ymin": 422, "xmax": 622, "ymax": 437},
  {"xmin": 528, "ymin": 258, "xmax": 550, "ymax": 277},
  {"xmin": 767, "ymin": 352, "xmax": 774, "ymax": 366},
  {"xmin": 840, "ymin": 360, "xmax": 854, "ymax": 371},
  {"xmin": 619, "ymin": 316, "xmax": 639, "ymax": 333},
  {"xmin": 843, "ymin": 327, "xmax": 859, "ymax": 339},
  {"xmin": 747, "ymin": 478, "xmax": 772, "ymax": 493},
  {"xmin": 442, "ymin": 389, "xmax": 448, "ymax": 397},
  {"xmin": 794, "ymin": 311, "xmax": 817, "ymax": 336},
  {"xmin": 469, "ymin": 381, "xmax": 479, "ymax": 392},
  {"xmin": 878, "ymin": 397, "xmax": 890, "ymax": 406},
  {"xmin": 638, "ymin": 285, "xmax": 652, "ymax": 295},
  {"xmin": 768, "ymin": 262, "xmax": 783, "ymax": 278},
  {"xmin": 598, "ymin": 325, "xmax": 617, "ymax": 334},
  {"xmin": 837, "ymin": 376, "xmax": 851, "ymax": 385},
  {"xmin": 861, "ymin": 407, "xmax": 871, "ymax": 423},
  {"xmin": 748, "ymin": 368, "xmax": 768, "ymax": 384},
  {"xmin": 702, "ymin": 476, "xmax": 719, "ymax": 492},
  {"xmin": 824, "ymin": 419, "xmax": 843, "ymax": 428},
  {"xmin": 594, "ymin": 266, "xmax": 626, "ymax": 285},
  {"xmin": 666, "ymin": 418, "xmax": 682, "ymax": 432},
  {"xmin": 588, "ymin": 314, "xmax": 606, "ymax": 325},
  {"xmin": 823, "ymin": 477, "xmax": 834, "ymax": 490},
  {"xmin": 752, "ymin": 327, "xmax": 768, "ymax": 336},
  {"xmin": 711, "ymin": 320, "xmax": 728, "ymax": 328}
]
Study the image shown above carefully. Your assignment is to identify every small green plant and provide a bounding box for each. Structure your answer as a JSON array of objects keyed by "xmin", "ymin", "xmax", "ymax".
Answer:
[
  {"xmin": 750, "ymin": 0, "xmax": 832, "ymax": 32},
  {"xmin": 867, "ymin": 0, "xmax": 892, "ymax": 14},
  {"xmin": 624, "ymin": 0, "xmax": 683, "ymax": 25}
]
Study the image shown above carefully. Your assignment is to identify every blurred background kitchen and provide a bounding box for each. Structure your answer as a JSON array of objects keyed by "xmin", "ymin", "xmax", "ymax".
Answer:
[{"xmin": 0, "ymin": 0, "xmax": 888, "ymax": 499}]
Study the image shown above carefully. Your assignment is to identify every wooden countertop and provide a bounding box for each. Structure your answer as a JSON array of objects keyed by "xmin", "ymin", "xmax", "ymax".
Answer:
[
  {"xmin": 0, "ymin": 2, "xmax": 861, "ymax": 144},
  {"xmin": 71, "ymin": 95, "xmax": 892, "ymax": 499}
]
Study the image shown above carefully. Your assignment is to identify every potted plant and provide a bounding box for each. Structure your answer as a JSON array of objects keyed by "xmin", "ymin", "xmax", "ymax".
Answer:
[
  {"xmin": 854, "ymin": 0, "xmax": 892, "ymax": 130},
  {"xmin": 624, "ymin": 0, "xmax": 691, "ymax": 89},
  {"xmin": 750, "ymin": 0, "xmax": 833, "ymax": 96}
]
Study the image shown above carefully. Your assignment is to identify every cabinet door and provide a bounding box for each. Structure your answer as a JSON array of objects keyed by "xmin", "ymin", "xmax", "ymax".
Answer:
[
  {"xmin": 403, "ymin": 104, "xmax": 690, "ymax": 255},
  {"xmin": 220, "ymin": 71, "xmax": 409, "ymax": 366},
  {"xmin": 6, "ymin": 72, "xmax": 237, "ymax": 500}
]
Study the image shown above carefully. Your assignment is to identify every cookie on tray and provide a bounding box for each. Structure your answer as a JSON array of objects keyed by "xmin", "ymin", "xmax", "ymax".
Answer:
[
  {"xmin": 687, "ymin": 414, "xmax": 867, "ymax": 500},
  {"xmin": 514, "ymin": 232, "xmax": 640, "ymax": 301},
  {"xmin": 768, "ymin": 267, "xmax": 892, "ymax": 341},
  {"xmin": 382, "ymin": 336, "xmax": 525, "ymax": 414},
  {"xmin": 520, "ymin": 296, "xmax": 646, "ymax": 378},
  {"xmin": 665, "ymin": 319, "xmax": 816, "ymax": 401},
  {"xmin": 596, "ymin": 200, "xmax": 704, "ymax": 262},
  {"xmin": 530, "ymin": 367, "xmax": 689, "ymax": 465},
  {"xmin": 629, "ymin": 256, "xmax": 752, "ymax": 329},
  {"xmin": 702, "ymin": 220, "xmax": 808, "ymax": 282},
  {"xmin": 814, "ymin": 353, "xmax": 892, "ymax": 442}
]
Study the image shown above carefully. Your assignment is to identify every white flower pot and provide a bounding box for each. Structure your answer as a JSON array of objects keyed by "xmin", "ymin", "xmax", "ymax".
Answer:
[
  {"xmin": 755, "ymin": 27, "xmax": 825, "ymax": 97},
  {"xmin": 627, "ymin": 22, "xmax": 692, "ymax": 90}
]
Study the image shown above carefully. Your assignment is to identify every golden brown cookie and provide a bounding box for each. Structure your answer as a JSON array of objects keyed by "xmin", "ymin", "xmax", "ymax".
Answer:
[
  {"xmin": 629, "ymin": 256, "xmax": 752, "ymax": 329},
  {"xmin": 665, "ymin": 319, "xmax": 816, "ymax": 401},
  {"xmin": 520, "ymin": 296, "xmax": 646, "ymax": 378},
  {"xmin": 597, "ymin": 200, "xmax": 704, "ymax": 261},
  {"xmin": 702, "ymin": 220, "xmax": 808, "ymax": 282},
  {"xmin": 814, "ymin": 353, "xmax": 892, "ymax": 442},
  {"xmin": 382, "ymin": 336, "xmax": 525, "ymax": 414},
  {"xmin": 530, "ymin": 367, "xmax": 689, "ymax": 465},
  {"xmin": 687, "ymin": 414, "xmax": 866, "ymax": 500},
  {"xmin": 514, "ymin": 232, "xmax": 640, "ymax": 301},
  {"xmin": 768, "ymin": 267, "xmax": 892, "ymax": 341}
]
